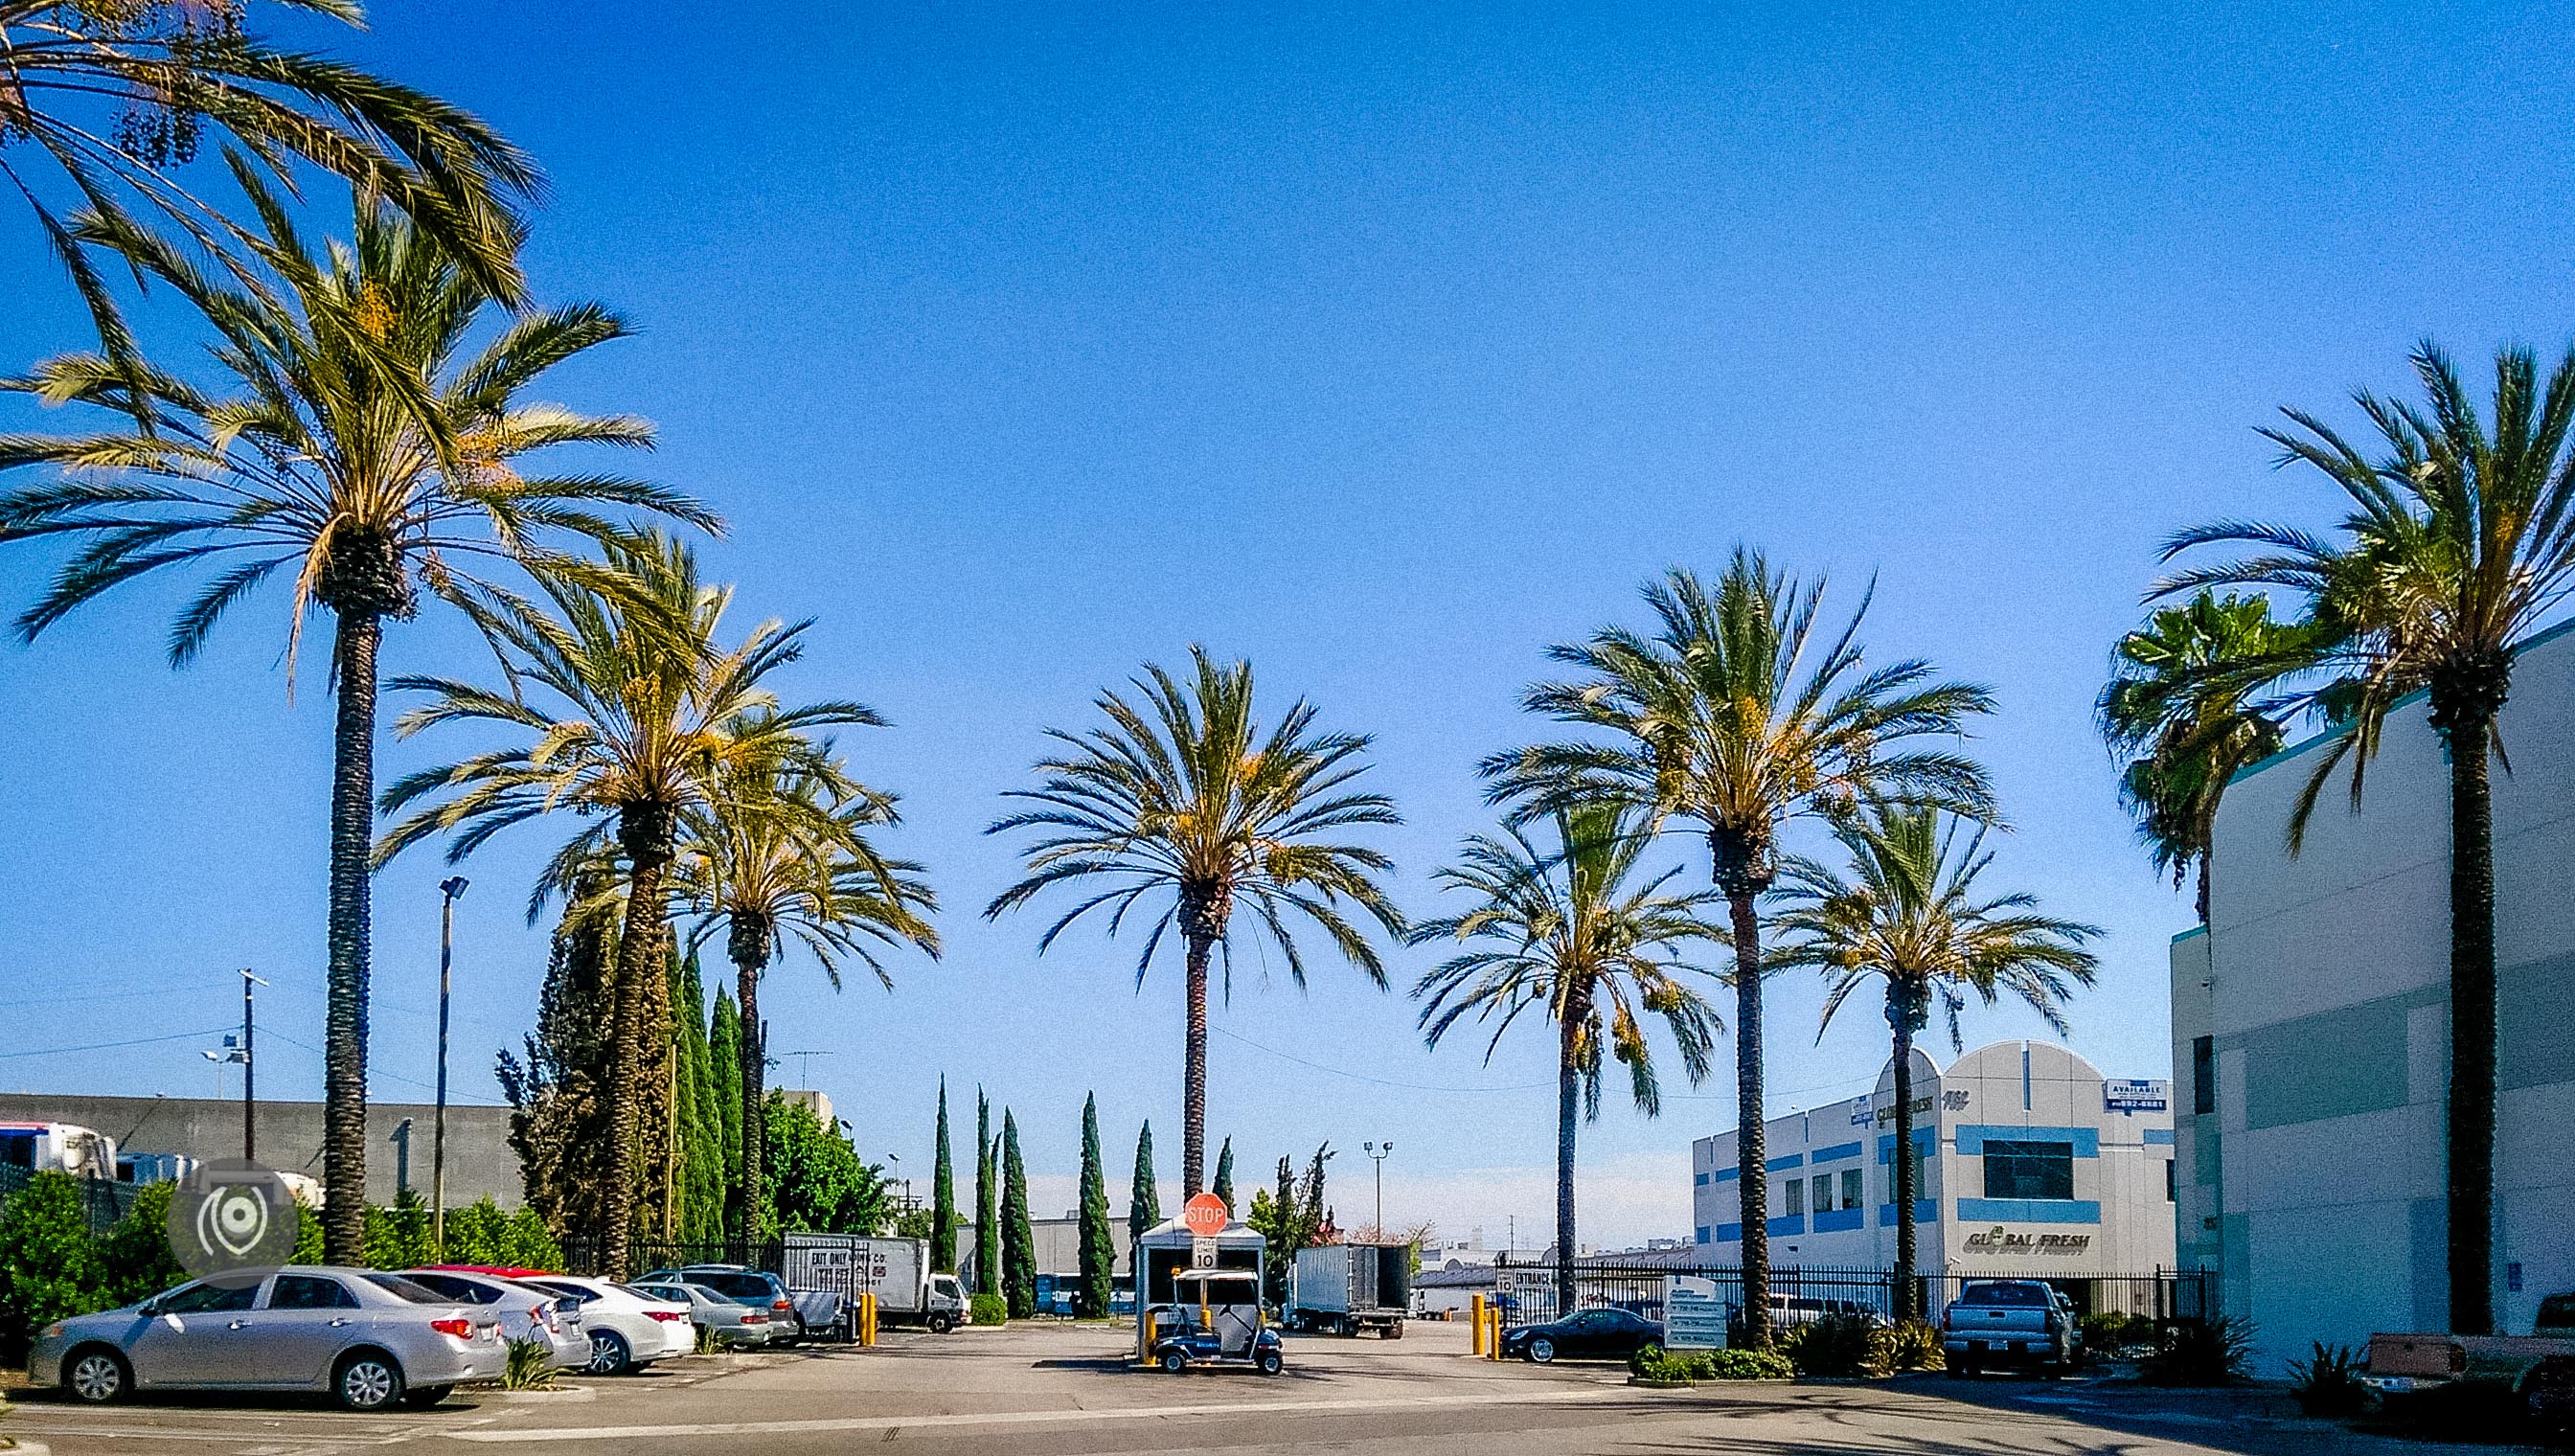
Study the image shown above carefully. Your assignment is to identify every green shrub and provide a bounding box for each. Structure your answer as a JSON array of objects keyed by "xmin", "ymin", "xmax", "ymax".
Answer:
[
  {"xmin": 2082, "ymin": 1310, "xmax": 2147, "ymax": 1350},
  {"xmin": 2143, "ymin": 1315, "xmax": 2255, "ymax": 1386},
  {"xmin": 501, "ymin": 1207, "xmax": 564, "ymax": 1272},
  {"xmin": 442, "ymin": 1198, "xmax": 511, "ymax": 1265},
  {"xmin": 969, "ymin": 1292, "xmax": 1008, "ymax": 1326},
  {"xmin": 2289, "ymin": 1341, "xmax": 2369, "ymax": 1417},
  {"xmin": 1884, "ymin": 1319, "xmax": 1945, "ymax": 1372},
  {"xmin": 1780, "ymin": 1313, "xmax": 1885, "ymax": 1377},
  {"xmin": 501, "ymin": 1337, "xmax": 561, "ymax": 1390},
  {"xmin": 0, "ymin": 1172, "xmax": 108, "ymax": 1364},
  {"xmin": 96, "ymin": 1181, "xmax": 185, "ymax": 1308},
  {"xmin": 1703, "ymin": 1347, "xmax": 1796, "ymax": 1380}
]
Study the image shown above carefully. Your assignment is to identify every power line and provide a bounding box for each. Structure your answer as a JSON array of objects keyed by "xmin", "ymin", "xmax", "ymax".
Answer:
[{"xmin": 0, "ymin": 1028, "xmax": 232, "ymax": 1060}]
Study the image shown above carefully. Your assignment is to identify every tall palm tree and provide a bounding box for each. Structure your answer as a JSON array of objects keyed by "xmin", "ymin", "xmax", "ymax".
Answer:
[
  {"xmin": 2096, "ymin": 591, "xmax": 2311, "ymax": 921},
  {"xmin": 375, "ymin": 534, "xmax": 874, "ymax": 1278},
  {"xmin": 2155, "ymin": 341, "xmax": 2575, "ymax": 1334},
  {"xmin": 0, "ymin": 0, "xmax": 537, "ymax": 393},
  {"xmin": 985, "ymin": 646, "xmax": 1405, "ymax": 1196},
  {"xmin": 0, "ymin": 193, "xmax": 693, "ymax": 1261},
  {"xmin": 1485, "ymin": 550, "xmax": 1994, "ymax": 1347},
  {"xmin": 1771, "ymin": 803, "xmax": 2100, "ymax": 1321},
  {"xmin": 677, "ymin": 744, "xmax": 940, "ymax": 1241},
  {"xmin": 1411, "ymin": 802, "xmax": 1724, "ymax": 1310}
]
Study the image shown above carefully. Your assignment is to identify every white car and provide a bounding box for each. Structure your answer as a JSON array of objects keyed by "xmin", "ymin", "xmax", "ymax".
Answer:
[
  {"xmin": 629, "ymin": 1281, "xmax": 781, "ymax": 1348},
  {"xmin": 522, "ymin": 1276, "xmax": 695, "ymax": 1374},
  {"xmin": 403, "ymin": 1270, "xmax": 590, "ymax": 1371}
]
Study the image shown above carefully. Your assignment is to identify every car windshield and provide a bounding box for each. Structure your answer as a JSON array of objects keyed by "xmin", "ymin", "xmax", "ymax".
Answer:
[
  {"xmin": 363, "ymin": 1274, "xmax": 453, "ymax": 1304},
  {"xmin": 530, "ymin": 1280, "xmax": 595, "ymax": 1302},
  {"xmin": 1957, "ymin": 1283, "xmax": 2048, "ymax": 1307}
]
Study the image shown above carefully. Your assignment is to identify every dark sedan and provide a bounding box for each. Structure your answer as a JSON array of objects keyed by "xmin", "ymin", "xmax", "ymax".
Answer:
[{"xmin": 1501, "ymin": 1306, "xmax": 1666, "ymax": 1364}]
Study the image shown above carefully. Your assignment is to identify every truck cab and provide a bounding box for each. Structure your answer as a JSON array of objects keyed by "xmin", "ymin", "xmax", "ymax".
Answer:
[{"xmin": 2363, "ymin": 1293, "xmax": 2575, "ymax": 1409}]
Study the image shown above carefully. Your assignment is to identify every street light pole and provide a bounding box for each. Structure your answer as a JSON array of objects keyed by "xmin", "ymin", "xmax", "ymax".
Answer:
[
  {"xmin": 434, "ymin": 876, "xmax": 468, "ymax": 1250},
  {"xmin": 1364, "ymin": 1140, "xmax": 1393, "ymax": 1238},
  {"xmin": 239, "ymin": 969, "xmax": 264, "ymax": 1160}
]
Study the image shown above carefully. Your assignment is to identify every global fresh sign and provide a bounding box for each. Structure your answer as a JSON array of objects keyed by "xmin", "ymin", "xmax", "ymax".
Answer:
[{"xmin": 1962, "ymin": 1224, "xmax": 2091, "ymax": 1257}]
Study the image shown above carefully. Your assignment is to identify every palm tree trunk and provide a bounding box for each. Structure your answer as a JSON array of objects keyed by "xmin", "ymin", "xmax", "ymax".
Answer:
[
  {"xmin": 1555, "ymin": 1007, "xmax": 1581, "ymax": 1316},
  {"xmin": 2443, "ymin": 701, "xmax": 2499, "ymax": 1334},
  {"xmin": 602, "ymin": 809, "xmax": 674, "ymax": 1280},
  {"xmin": 735, "ymin": 947, "xmax": 766, "ymax": 1246},
  {"xmin": 1726, "ymin": 885, "xmax": 1770, "ymax": 1350},
  {"xmin": 1889, "ymin": 1007, "xmax": 1920, "ymax": 1325},
  {"xmin": 320, "ymin": 607, "xmax": 382, "ymax": 1264},
  {"xmin": 1181, "ymin": 929, "xmax": 1212, "ymax": 1197}
]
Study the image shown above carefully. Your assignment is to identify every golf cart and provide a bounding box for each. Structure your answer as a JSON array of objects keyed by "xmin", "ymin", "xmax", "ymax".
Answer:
[{"xmin": 1150, "ymin": 1269, "xmax": 1284, "ymax": 1376}]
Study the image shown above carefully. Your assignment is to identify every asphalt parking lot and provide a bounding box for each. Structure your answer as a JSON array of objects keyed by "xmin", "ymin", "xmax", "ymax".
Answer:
[{"xmin": 2, "ymin": 1320, "xmax": 2549, "ymax": 1456}]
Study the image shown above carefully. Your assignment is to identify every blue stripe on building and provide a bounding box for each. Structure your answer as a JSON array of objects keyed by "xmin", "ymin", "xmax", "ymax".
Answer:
[
  {"xmin": 1812, "ymin": 1207, "xmax": 1864, "ymax": 1233},
  {"xmin": 1875, "ymin": 1198, "xmax": 1936, "ymax": 1225},
  {"xmin": 1875, "ymin": 1129, "xmax": 1933, "ymax": 1162},
  {"xmin": 1809, "ymin": 1140, "xmax": 1863, "ymax": 1165},
  {"xmin": 2143, "ymin": 1128, "xmax": 2176, "ymax": 1146},
  {"xmin": 1696, "ymin": 1225, "xmax": 1711, "ymax": 1243},
  {"xmin": 1766, "ymin": 1215, "xmax": 1804, "ymax": 1237},
  {"xmin": 1951, "ymin": 1125, "xmax": 2100, "ymax": 1157},
  {"xmin": 1955, "ymin": 1197, "xmax": 2102, "ymax": 1224},
  {"xmin": 1694, "ymin": 1172, "xmax": 1710, "ymax": 1185},
  {"xmin": 1713, "ymin": 1221, "xmax": 1743, "ymax": 1242},
  {"xmin": 1713, "ymin": 1166, "xmax": 1739, "ymax": 1183},
  {"xmin": 1767, "ymin": 1152, "xmax": 1805, "ymax": 1172}
]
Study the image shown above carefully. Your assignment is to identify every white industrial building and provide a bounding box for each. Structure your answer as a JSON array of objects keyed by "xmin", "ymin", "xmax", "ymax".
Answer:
[
  {"xmin": 1692, "ymin": 1041, "xmax": 2176, "ymax": 1303},
  {"xmin": 2173, "ymin": 621, "xmax": 2575, "ymax": 1373}
]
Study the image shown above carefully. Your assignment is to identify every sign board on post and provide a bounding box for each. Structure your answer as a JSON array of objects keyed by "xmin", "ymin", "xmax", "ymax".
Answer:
[
  {"xmin": 1181, "ymin": 1192, "xmax": 1229, "ymax": 1237},
  {"xmin": 2105, "ymin": 1079, "xmax": 2170, "ymax": 1113},
  {"xmin": 1663, "ymin": 1275, "xmax": 1726, "ymax": 1349},
  {"xmin": 1192, "ymin": 1237, "xmax": 1218, "ymax": 1268}
]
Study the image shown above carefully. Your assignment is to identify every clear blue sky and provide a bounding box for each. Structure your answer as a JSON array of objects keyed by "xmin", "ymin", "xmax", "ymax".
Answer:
[{"xmin": 4, "ymin": 1, "xmax": 2570, "ymax": 1244}]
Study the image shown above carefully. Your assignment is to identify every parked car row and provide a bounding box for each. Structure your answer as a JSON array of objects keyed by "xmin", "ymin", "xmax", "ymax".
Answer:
[{"xmin": 24, "ymin": 1261, "xmax": 856, "ymax": 1410}]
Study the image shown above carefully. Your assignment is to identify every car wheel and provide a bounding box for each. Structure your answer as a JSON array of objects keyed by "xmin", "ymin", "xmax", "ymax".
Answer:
[
  {"xmin": 403, "ymin": 1385, "xmax": 454, "ymax": 1408},
  {"xmin": 1527, "ymin": 1336, "xmax": 1556, "ymax": 1364},
  {"xmin": 335, "ymin": 1352, "xmax": 405, "ymax": 1412},
  {"xmin": 1161, "ymin": 1351, "xmax": 1188, "ymax": 1374},
  {"xmin": 1258, "ymin": 1350, "xmax": 1284, "ymax": 1376},
  {"xmin": 1385, "ymin": 1321, "xmax": 1403, "ymax": 1340},
  {"xmin": 64, "ymin": 1348, "xmax": 129, "ymax": 1404},
  {"xmin": 587, "ymin": 1330, "xmax": 633, "ymax": 1376},
  {"xmin": 928, "ymin": 1311, "xmax": 954, "ymax": 1334}
]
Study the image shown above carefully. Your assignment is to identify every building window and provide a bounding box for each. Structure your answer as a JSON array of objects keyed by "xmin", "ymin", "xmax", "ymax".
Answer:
[
  {"xmin": 1841, "ymin": 1168, "xmax": 1863, "ymax": 1210},
  {"xmin": 2192, "ymin": 1035, "xmax": 2216, "ymax": 1115},
  {"xmin": 2165, "ymin": 1157, "xmax": 2176, "ymax": 1202},
  {"xmin": 1981, "ymin": 1140, "xmax": 2075, "ymax": 1200},
  {"xmin": 1784, "ymin": 1178, "xmax": 1805, "ymax": 1217}
]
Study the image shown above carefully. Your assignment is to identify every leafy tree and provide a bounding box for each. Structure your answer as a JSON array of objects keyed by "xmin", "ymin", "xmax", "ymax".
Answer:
[
  {"xmin": 709, "ymin": 989, "xmax": 745, "ymax": 1216},
  {"xmin": 364, "ymin": 1189, "xmax": 434, "ymax": 1269},
  {"xmin": 1412, "ymin": 802, "xmax": 1725, "ymax": 1310},
  {"xmin": 1212, "ymin": 1138, "xmax": 1234, "ymax": 1213},
  {"xmin": 1487, "ymin": 552, "xmax": 1994, "ymax": 1347},
  {"xmin": 378, "ymin": 534, "xmax": 861, "ymax": 1277},
  {"xmin": 2097, "ymin": 592, "xmax": 2308, "ymax": 921},
  {"xmin": 987, "ymin": 647, "xmax": 1405, "ymax": 1194},
  {"xmin": 999, "ymin": 1110, "xmax": 1036, "ymax": 1318},
  {"xmin": 1, "ymin": 195, "xmax": 692, "ymax": 1261},
  {"xmin": 1771, "ymin": 803, "xmax": 2101, "ymax": 1320},
  {"xmin": 2155, "ymin": 342, "xmax": 2575, "ymax": 1332},
  {"xmin": 973, "ymin": 1089, "xmax": 998, "ymax": 1295},
  {"xmin": 0, "ymin": 1172, "xmax": 105, "ymax": 1362},
  {"xmin": 1128, "ymin": 1122, "xmax": 1161, "ymax": 1242},
  {"xmin": 0, "ymin": 0, "xmax": 539, "ymax": 398},
  {"xmin": 764, "ymin": 1092, "xmax": 888, "ymax": 1236},
  {"xmin": 496, "ymin": 896, "xmax": 617, "ymax": 1238},
  {"xmin": 1243, "ymin": 1146, "xmax": 1333, "ymax": 1308},
  {"xmin": 1076, "ymin": 1093, "xmax": 1114, "ymax": 1317},
  {"xmin": 97, "ymin": 1181, "xmax": 183, "ymax": 1307},
  {"xmin": 930, "ymin": 1078, "xmax": 957, "ymax": 1273},
  {"xmin": 678, "ymin": 744, "xmax": 936, "ymax": 1252}
]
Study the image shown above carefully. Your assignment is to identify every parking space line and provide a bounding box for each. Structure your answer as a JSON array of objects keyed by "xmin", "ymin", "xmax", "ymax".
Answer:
[{"xmin": 444, "ymin": 1385, "xmax": 1636, "ymax": 1443}]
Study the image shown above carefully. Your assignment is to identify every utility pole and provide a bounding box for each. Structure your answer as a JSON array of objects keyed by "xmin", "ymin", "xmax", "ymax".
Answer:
[
  {"xmin": 434, "ymin": 876, "xmax": 468, "ymax": 1250},
  {"xmin": 1364, "ymin": 1140, "xmax": 1393, "ymax": 1238}
]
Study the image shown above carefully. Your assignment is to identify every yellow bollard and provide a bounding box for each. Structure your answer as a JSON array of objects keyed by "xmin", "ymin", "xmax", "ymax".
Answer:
[
  {"xmin": 1140, "ymin": 1308, "xmax": 1157, "ymax": 1366},
  {"xmin": 856, "ymin": 1292, "xmax": 877, "ymax": 1347},
  {"xmin": 1470, "ymin": 1294, "xmax": 1487, "ymax": 1356},
  {"xmin": 1487, "ymin": 1305, "xmax": 1503, "ymax": 1361}
]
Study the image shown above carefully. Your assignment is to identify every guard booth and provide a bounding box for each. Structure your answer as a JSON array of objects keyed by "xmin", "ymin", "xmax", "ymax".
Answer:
[{"xmin": 1133, "ymin": 1214, "xmax": 1265, "ymax": 1365}]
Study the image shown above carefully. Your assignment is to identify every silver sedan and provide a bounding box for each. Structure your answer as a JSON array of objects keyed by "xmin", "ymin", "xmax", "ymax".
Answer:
[
  {"xmin": 28, "ymin": 1268, "xmax": 506, "ymax": 1410},
  {"xmin": 627, "ymin": 1281, "xmax": 781, "ymax": 1347}
]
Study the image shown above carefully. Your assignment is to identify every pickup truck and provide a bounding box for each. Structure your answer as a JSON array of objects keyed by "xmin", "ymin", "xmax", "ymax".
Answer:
[
  {"xmin": 2361, "ymin": 1292, "xmax": 2575, "ymax": 1413},
  {"xmin": 1940, "ymin": 1279, "xmax": 2081, "ymax": 1375}
]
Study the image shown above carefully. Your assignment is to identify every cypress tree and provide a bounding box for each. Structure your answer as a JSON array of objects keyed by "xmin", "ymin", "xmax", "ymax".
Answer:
[
  {"xmin": 973, "ymin": 1089, "xmax": 998, "ymax": 1295},
  {"xmin": 672, "ymin": 949, "xmax": 726, "ymax": 1244},
  {"xmin": 1128, "ymin": 1122, "xmax": 1161, "ymax": 1242},
  {"xmin": 1076, "ymin": 1094, "xmax": 1113, "ymax": 1317},
  {"xmin": 1213, "ymin": 1137, "xmax": 1235, "ymax": 1213},
  {"xmin": 930, "ymin": 1078, "xmax": 957, "ymax": 1273},
  {"xmin": 709, "ymin": 990, "xmax": 745, "ymax": 1237},
  {"xmin": 1000, "ymin": 1109, "xmax": 1036, "ymax": 1318}
]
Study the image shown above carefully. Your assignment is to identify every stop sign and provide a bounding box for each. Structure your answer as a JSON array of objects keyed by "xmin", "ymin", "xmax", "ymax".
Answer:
[{"xmin": 1181, "ymin": 1192, "xmax": 1229, "ymax": 1237}]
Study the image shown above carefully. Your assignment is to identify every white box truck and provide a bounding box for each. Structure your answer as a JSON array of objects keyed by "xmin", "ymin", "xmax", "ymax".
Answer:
[
  {"xmin": 1287, "ymin": 1242, "xmax": 1410, "ymax": 1337},
  {"xmin": 781, "ymin": 1235, "xmax": 968, "ymax": 1333}
]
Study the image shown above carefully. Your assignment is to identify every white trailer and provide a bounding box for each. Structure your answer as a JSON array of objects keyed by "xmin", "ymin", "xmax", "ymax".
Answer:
[
  {"xmin": 781, "ymin": 1235, "xmax": 967, "ymax": 1332},
  {"xmin": 1288, "ymin": 1243, "xmax": 1410, "ymax": 1337},
  {"xmin": 0, "ymin": 1122, "xmax": 118, "ymax": 1180}
]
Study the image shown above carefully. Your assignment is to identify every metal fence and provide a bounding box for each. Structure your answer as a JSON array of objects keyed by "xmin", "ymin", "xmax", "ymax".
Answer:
[
  {"xmin": 1487, "ymin": 1252, "xmax": 2213, "ymax": 1330},
  {"xmin": 0, "ymin": 1164, "xmax": 147, "ymax": 1233},
  {"xmin": 562, "ymin": 1237, "xmax": 889, "ymax": 1309}
]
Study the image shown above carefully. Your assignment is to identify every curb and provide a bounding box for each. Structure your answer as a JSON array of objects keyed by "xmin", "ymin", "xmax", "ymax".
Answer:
[{"xmin": 489, "ymin": 1386, "xmax": 598, "ymax": 1403}]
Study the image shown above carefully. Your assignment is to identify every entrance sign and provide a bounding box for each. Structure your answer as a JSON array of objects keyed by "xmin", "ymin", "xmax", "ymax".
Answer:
[
  {"xmin": 2105, "ymin": 1079, "xmax": 2169, "ymax": 1113},
  {"xmin": 1663, "ymin": 1275, "xmax": 1726, "ymax": 1349},
  {"xmin": 1193, "ymin": 1237, "xmax": 1219, "ymax": 1268},
  {"xmin": 1181, "ymin": 1192, "xmax": 1230, "ymax": 1237}
]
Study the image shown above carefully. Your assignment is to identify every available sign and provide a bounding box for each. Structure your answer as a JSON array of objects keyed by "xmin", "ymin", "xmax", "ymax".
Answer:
[
  {"xmin": 2105, "ymin": 1079, "xmax": 2169, "ymax": 1113},
  {"xmin": 1663, "ymin": 1275, "xmax": 1726, "ymax": 1349}
]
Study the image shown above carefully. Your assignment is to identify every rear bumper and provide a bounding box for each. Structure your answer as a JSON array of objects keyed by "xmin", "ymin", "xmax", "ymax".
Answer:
[
  {"xmin": 409, "ymin": 1339, "xmax": 511, "ymax": 1386},
  {"xmin": 1944, "ymin": 1335, "xmax": 2071, "ymax": 1364},
  {"xmin": 2360, "ymin": 1374, "xmax": 2454, "ymax": 1394}
]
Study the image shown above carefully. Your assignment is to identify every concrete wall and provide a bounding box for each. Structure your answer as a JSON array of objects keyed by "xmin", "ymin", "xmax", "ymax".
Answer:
[
  {"xmin": 0, "ymin": 1093, "xmax": 523, "ymax": 1208},
  {"xmin": 2178, "ymin": 620, "xmax": 2575, "ymax": 1372}
]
